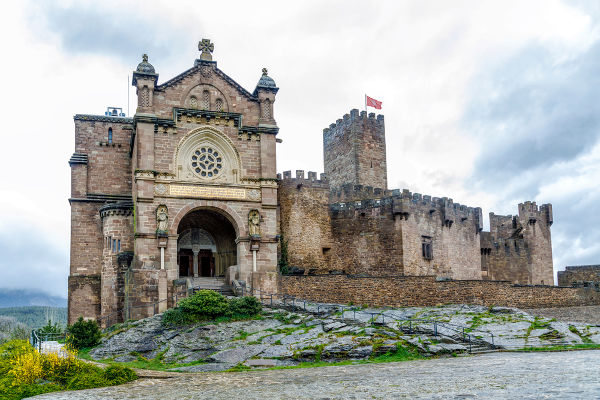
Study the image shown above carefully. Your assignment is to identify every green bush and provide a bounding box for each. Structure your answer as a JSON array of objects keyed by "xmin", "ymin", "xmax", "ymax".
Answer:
[
  {"xmin": 178, "ymin": 290, "xmax": 229, "ymax": 318},
  {"xmin": 229, "ymin": 296, "xmax": 262, "ymax": 317},
  {"xmin": 0, "ymin": 340, "xmax": 137, "ymax": 399},
  {"xmin": 161, "ymin": 307, "xmax": 196, "ymax": 326},
  {"xmin": 66, "ymin": 317, "xmax": 101, "ymax": 349},
  {"xmin": 103, "ymin": 364, "xmax": 138, "ymax": 385}
]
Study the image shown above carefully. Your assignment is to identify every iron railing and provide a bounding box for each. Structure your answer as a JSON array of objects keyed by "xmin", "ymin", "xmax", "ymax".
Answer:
[
  {"xmin": 30, "ymin": 330, "xmax": 66, "ymax": 353},
  {"xmin": 246, "ymin": 286, "xmax": 497, "ymax": 353}
]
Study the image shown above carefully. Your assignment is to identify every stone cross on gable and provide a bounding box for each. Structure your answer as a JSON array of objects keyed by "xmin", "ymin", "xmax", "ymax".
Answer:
[{"xmin": 198, "ymin": 39, "xmax": 214, "ymax": 61}]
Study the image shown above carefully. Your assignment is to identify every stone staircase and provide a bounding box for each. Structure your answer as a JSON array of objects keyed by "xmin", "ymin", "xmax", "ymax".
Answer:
[{"xmin": 188, "ymin": 277, "xmax": 235, "ymax": 296}]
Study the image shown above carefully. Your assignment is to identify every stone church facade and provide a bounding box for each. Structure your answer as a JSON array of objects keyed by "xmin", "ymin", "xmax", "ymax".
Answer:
[{"xmin": 68, "ymin": 40, "xmax": 554, "ymax": 324}]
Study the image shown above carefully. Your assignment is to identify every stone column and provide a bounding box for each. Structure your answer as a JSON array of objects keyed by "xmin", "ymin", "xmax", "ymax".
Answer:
[{"xmin": 192, "ymin": 245, "xmax": 200, "ymax": 278}]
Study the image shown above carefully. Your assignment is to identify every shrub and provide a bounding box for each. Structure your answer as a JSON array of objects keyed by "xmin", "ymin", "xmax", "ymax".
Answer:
[
  {"xmin": 161, "ymin": 307, "xmax": 196, "ymax": 326},
  {"xmin": 0, "ymin": 339, "xmax": 137, "ymax": 399},
  {"xmin": 103, "ymin": 364, "xmax": 138, "ymax": 385},
  {"xmin": 229, "ymin": 296, "xmax": 262, "ymax": 317},
  {"xmin": 178, "ymin": 290, "xmax": 229, "ymax": 318},
  {"xmin": 66, "ymin": 317, "xmax": 101, "ymax": 349}
]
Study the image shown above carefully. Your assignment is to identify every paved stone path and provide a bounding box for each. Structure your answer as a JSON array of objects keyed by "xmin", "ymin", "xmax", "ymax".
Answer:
[{"xmin": 29, "ymin": 350, "xmax": 600, "ymax": 399}]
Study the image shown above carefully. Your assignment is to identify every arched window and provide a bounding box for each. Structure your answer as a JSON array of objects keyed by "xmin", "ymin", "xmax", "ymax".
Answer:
[
  {"xmin": 215, "ymin": 98, "xmax": 223, "ymax": 112},
  {"xmin": 108, "ymin": 128, "xmax": 113, "ymax": 144}
]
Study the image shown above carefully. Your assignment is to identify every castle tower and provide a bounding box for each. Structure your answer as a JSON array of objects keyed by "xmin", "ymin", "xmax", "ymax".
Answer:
[
  {"xmin": 518, "ymin": 202, "xmax": 554, "ymax": 285},
  {"xmin": 323, "ymin": 109, "xmax": 387, "ymax": 190}
]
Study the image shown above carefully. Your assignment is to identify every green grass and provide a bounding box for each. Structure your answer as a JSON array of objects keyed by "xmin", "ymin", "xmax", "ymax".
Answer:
[
  {"xmin": 568, "ymin": 325, "xmax": 593, "ymax": 343},
  {"xmin": 244, "ymin": 344, "xmax": 424, "ymax": 372},
  {"xmin": 232, "ymin": 330, "xmax": 251, "ymax": 341},
  {"xmin": 525, "ymin": 316, "xmax": 551, "ymax": 339},
  {"xmin": 78, "ymin": 348, "xmax": 207, "ymax": 372}
]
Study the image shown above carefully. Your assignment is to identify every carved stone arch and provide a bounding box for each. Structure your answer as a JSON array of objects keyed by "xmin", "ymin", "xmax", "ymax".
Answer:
[
  {"xmin": 173, "ymin": 125, "xmax": 242, "ymax": 183},
  {"xmin": 182, "ymin": 84, "xmax": 230, "ymax": 112},
  {"xmin": 177, "ymin": 228, "xmax": 217, "ymax": 252},
  {"xmin": 170, "ymin": 200, "xmax": 246, "ymax": 238}
]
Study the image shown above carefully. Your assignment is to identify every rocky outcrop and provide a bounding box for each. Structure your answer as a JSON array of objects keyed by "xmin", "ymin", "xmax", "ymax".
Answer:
[{"xmin": 88, "ymin": 303, "xmax": 600, "ymax": 371}]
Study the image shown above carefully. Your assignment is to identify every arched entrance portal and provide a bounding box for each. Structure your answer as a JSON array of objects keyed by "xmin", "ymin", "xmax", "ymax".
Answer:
[{"xmin": 177, "ymin": 209, "xmax": 237, "ymax": 278}]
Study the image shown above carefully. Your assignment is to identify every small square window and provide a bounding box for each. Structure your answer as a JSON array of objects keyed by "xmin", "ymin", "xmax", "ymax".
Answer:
[{"xmin": 422, "ymin": 243, "xmax": 433, "ymax": 260}]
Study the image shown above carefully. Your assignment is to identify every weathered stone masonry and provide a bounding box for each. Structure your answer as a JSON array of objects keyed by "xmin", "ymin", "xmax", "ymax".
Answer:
[
  {"xmin": 69, "ymin": 40, "xmax": 560, "ymax": 325},
  {"xmin": 69, "ymin": 42, "xmax": 281, "ymax": 324},
  {"xmin": 280, "ymin": 275, "xmax": 600, "ymax": 309},
  {"xmin": 279, "ymin": 108, "xmax": 553, "ymax": 285},
  {"xmin": 558, "ymin": 265, "xmax": 600, "ymax": 289}
]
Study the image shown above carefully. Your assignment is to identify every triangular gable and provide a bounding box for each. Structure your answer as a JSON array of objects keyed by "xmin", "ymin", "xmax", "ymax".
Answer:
[{"xmin": 155, "ymin": 63, "xmax": 257, "ymax": 101}]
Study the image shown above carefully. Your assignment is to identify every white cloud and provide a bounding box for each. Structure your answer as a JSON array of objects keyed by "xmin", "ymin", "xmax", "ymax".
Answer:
[{"xmin": 0, "ymin": 0, "xmax": 598, "ymax": 295}]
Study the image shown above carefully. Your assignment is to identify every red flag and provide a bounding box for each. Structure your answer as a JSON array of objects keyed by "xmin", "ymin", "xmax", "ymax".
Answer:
[{"xmin": 366, "ymin": 95, "xmax": 382, "ymax": 109}]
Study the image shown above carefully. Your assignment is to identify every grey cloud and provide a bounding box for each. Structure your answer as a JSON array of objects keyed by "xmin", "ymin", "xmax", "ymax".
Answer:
[
  {"xmin": 464, "ymin": 42, "xmax": 600, "ymax": 188},
  {"xmin": 30, "ymin": 3, "xmax": 190, "ymax": 63},
  {"xmin": 462, "ymin": 35, "xmax": 600, "ymax": 270},
  {"xmin": 0, "ymin": 229, "xmax": 68, "ymax": 297},
  {"xmin": 550, "ymin": 187, "xmax": 600, "ymax": 267}
]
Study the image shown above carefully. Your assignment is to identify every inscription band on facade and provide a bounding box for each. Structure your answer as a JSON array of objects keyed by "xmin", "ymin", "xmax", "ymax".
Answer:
[{"xmin": 155, "ymin": 183, "xmax": 260, "ymax": 201}]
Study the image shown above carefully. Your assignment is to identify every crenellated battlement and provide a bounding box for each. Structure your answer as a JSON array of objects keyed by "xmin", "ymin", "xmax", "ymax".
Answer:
[
  {"xmin": 518, "ymin": 201, "xmax": 553, "ymax": 226},
  {"xmin": 329, "ymin": 188, "xmax": 483, "ymax": 230},
  {"xmin": 278, "ymin": 170, "xmax": 330, "ymax": 189},
  {"xmin": 322, "ymin": 109, "xmax": 384, "ymax": 142},
  {"xmin": 323, "ymin": 109, "xmax": 387, "ymax": 190}
]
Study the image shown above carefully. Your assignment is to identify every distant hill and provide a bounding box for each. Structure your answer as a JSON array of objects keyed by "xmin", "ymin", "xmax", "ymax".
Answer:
[
  {"xmin": 0, "ymin": 306, "xmax": 68, "ymax": 329},
  {"xmin": 0, "ymin": 288, "xmax": 67, "ymax": 308}
]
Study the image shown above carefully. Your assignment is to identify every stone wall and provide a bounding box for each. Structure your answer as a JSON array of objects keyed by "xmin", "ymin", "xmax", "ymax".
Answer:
[
  {"xmin": 329, "ymin": 201, "xmax": 403, "ymax": 275},
  {"xmin": 73, "ymin": 118, "xmax": 133, "ymax": 195},
  {"xmin": 279, "ymin": 274, "xmax": 600, "ymax": 308},
  {"xmin": 67, "ymin": 275, "xmax": 101, "ymax": 324},
  {"xmin": 278, "ymin": 172, "xmax": 332, "ymax": 272},
  {"xmin": 484, "ymin": 202, "xmax": 554, "ymax": 285},
  {"xmin": 394, "ymin": 190, "xmax": 482, "ymax": 280},
  {"xmin": 480, "ymin": 233, "xmax": 530, "ymax": 283},
  {"xmin": 69, "ymin": 116, "xmax": 133, "ymax": 324},
  {"xmin": 100, "ymin": 205, "xmax": 134, "ymax": 320},
  {"xmin": 558, "ymin": 265, "xmax": 600, "ymax": 287}
]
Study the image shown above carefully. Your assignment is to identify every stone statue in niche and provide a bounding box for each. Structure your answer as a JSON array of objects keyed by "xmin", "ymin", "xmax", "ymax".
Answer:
[
  {"xmin": 248, "ymin": 210, "xmax": 261, "ymax": 237},
  {"xmin": 156, "ymin": 205, "xmax": 168, "ymax": 234}
]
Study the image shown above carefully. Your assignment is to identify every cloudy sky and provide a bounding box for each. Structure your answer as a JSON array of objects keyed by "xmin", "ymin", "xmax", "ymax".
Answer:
[{"xmin": 0, "ymin": 0, "xmax": 599, "ymax": 298}]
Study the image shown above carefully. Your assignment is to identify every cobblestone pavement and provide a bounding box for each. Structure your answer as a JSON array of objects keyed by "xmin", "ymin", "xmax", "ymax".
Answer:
[
  {"xmin": 29, "ymin": 350, "xmax": 600, "ymax": 399},
  {"xmin": 525, "ymin": 305, "xmax": 600, "ymax": 325}
]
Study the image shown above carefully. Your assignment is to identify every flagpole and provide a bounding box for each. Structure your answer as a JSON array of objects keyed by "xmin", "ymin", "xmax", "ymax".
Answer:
[{"xmin": 364, "ymin": 94, "xmax": 367, "ymax": 115}]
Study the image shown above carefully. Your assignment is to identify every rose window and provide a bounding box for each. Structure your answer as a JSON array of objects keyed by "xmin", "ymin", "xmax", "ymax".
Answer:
[{"xmin": 191, "ymin": 147, "xmax": 223, "ymax": 178}]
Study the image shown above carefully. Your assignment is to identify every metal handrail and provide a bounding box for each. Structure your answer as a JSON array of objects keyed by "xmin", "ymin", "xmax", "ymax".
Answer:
[
  {"xmin": 30, "ymin": 330, "xmax": 66, "ymax": 353},
  {"xmin": 245, "ymin": 286, "xmax": 497, "ymax": 352}
]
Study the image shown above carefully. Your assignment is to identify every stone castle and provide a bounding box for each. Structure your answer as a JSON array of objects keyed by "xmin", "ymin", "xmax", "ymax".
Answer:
[{"xmin": 68, "ymin": 40, "xmax": 555, "ymax": 324}]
